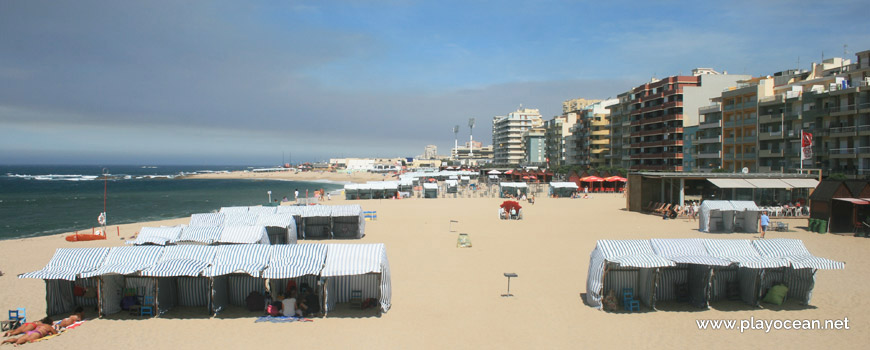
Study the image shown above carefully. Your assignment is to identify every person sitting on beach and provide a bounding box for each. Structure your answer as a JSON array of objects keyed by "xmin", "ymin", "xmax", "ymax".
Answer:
[
  {"xmin": 298, "ymin": 284, "xmax": 320, "ymax": 317},
  {"xmin": 668, "ymin": 208, "xmax": 678, "ymax": 220},
  {"xmin": 2, "ymin": 318, "xmax": 56, "ymax": 345},
  {"xmin": 529, "ymin": 194, "xmax": 535, "ymax": 205},
  {"xmin": 53, "ymin": 307, "xmax": 84, "ymax": 330},
  {"xmin": 282, "ymin": 290, "xmax": 303, "ymax": 317}
]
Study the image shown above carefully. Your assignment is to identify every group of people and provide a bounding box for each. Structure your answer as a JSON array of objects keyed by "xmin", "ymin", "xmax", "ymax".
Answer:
[
  {"xmin": 2, "ymin": 307, "xmax": 83, "ymax": 345},
  {"xmin": 661, "ymin": 202, "xmax": 700, "ymax": 221},
  {"xmin": 266, "ymin": 282, "xmax": 320, "ymax": 318}
]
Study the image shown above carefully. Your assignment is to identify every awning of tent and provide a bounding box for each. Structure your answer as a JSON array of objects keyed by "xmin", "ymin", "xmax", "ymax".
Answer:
[
  {"xmin": 19, "ymin": 248, "xmax": 111, "ymax": 281},
  {"xmin": 487, "ymin": 170, "xmax": 501, "ymax": 175},
  {"xmin": 834, "ymin": 198, "xmax": 870, "ymax": 205},
  {"xmin": 174, "ymin": 226, "xmax": 222, "ymax": 244},
  {"xmin": 80, "ymin": 246, "xmax": 164, "ymax": 278},
  {"xmin": 130, "ymin": 226, "xmax": 183, "ymax": 245},
  {"xmin": 321, "ymin": 244, "xmax": 388, "ymax": 276},
  {"xmin": 595, "ymin": 240, "xmax": 675, "ymax": 268},
  {"xmin": 262, "ymin": 244, "xmax": 328, "ymax": 279},
  {"xmin": 141, "ymin": 245, "xmax": 217, "ymax": 277},
  {"xmin": 703, "ymin": 240, "xmax": 788, "ymax": 268},
  {"xmin": 650, "ymin": 239, "xmax": 732, "ymax": 266},
  {"xmin": 745, "ymin": 179, "xmax": 793, "ymax": 189},
  {"xmin": 707, "ymin": 178, "xmax": 756, "ymax": 188},
  {"xmin": 206, "ymin": 244, "xmax": 271, "ymax": 277},
  {"xmin": 752, "ymin": 239, "xmax": 844, "ymax": 270},
  {"xmin": 219, "ymin": 226, "xmax": 269, "ymax": 244},
  {"xmin": 190, "ymin": 213, "xmax": 225, "ymax": 227},
  {"xmin": 781, "ymin": 178, "xmax": 820, "ymax": 188},
  {"xmin": 256, "ymin": 213, "xmax": 296, "ymax": 227}
]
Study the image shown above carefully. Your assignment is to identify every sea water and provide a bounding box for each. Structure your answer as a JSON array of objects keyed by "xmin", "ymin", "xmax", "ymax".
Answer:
[{"xmin": 0, "ymin": 165, "xmax": 341, "ymax": 240}]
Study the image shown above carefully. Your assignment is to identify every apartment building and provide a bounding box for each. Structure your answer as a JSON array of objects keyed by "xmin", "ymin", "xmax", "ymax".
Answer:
[
  {"xmin": 522, "ymin": 127, "xmax": 547, "ymax": 165},
  {"xmin": 565, "ymin": 99, "xmax": 618, "ymax": 167},
  {"xmin": 693, "ymin": 103, "xmax": 724, "ymax": 171},
  {"xmin": 607, "ymin": 92, "xmax": 632, "ymax": 169},
  {"xmin": 544, "ymin": 113, "xmax": 577, "ymax": 168},
  {"xmin": 492, "ymin": 107, "xmax": 544, "ymax": 165},
  {"xmin": 624, "ymin": 69, "xmax": 751, "ymax": 171},
  {"xmin": 451, "ymin": 141, "xmax": 494, "ymax": 165},
  {"xmin": 562, "ymin": 97, "xmax": 601, "ymax": 114}
]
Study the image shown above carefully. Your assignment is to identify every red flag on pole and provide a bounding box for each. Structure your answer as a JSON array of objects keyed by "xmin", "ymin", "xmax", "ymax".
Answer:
[{"xmin": 801, "ymin": 131, "xmax": 813, "ymax": 160}]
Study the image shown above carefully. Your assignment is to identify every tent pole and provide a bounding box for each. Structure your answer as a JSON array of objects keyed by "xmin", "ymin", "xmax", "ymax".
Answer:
[{"xmin": 155, "ymin": 278, "xmax": 160, "ymax": 318}]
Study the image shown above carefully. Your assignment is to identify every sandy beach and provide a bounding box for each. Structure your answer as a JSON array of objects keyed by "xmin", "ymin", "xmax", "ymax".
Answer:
[
  {"xmin": 184, "ymin": 170, "xmax": 391, "ymax": 184},
  {"xmin": 1, "ymin": 190, "xmax": 868, "ymax": 349}
]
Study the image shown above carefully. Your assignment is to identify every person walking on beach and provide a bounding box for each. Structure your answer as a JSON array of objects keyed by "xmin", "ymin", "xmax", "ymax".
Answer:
[
  {"xmin": 294, "ymin": 189, "xmax": 299, "ymax": 202},
  {"xmin": 759, "ymin": 211, "xmax": 770, "ymax": 238}
]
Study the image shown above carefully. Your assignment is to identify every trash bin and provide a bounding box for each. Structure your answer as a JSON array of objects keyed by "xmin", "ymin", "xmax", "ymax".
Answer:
[
  {"xmin": 818, "ymin": 219, "xmax": 827, "ymax": 234},
  {"xmin": 808, "ymin": 219, "xmax": 817, "ymax": 233}
]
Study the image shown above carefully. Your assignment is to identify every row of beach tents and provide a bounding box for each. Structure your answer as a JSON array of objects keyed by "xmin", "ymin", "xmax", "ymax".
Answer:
[
  {"xmin": 19, "ymin": 244, "xmax": 391, "ymax": 317},
  {"xmin": 586, "ymin": 238, "xmax": 843, "ymax": 311},
  {"xmin": 131, "ymin": 205, "xmax": 366, "ymax": 244}
]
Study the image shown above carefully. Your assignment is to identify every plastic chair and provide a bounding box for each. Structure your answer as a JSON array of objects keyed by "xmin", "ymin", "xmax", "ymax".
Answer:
[
  {"xmin": 139, "ymin": 295, "xmax": 154, "ymax": 317},
  {"xmin": 350, "ymin": 290, "xmax": 363, "ymax": 309},
  {"xmin": 1, "ymin": 309, "xmax": 24, "ymax": 331}
]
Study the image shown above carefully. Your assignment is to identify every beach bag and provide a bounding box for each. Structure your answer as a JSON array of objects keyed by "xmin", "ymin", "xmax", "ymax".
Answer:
[
  {"xmin": 267, "ymin": 302, "xmax": 281, "ymax": 317},
  {"xmin": 246, "ymin": 291, "xmax": 264, "ymax": 312},
  {"xmin": 762, "ymin": 284, "xmax": 788, "ymax": 305},
  {"xmin": 73, "ymin": 285, "xmax": 86, "ymax": 297}
]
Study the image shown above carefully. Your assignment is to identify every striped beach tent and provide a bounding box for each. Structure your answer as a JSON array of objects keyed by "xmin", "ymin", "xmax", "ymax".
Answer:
[
  {"xmin": 321, "ymin": 244, "xmax": 392, "ymax": 315},
  {"xmin": 703, "ymin": 239, "xmax": 789, "ymax": 306},
  {"xmin": 751, "ymin": 239, "xmax": 845, "ymax": 305},
  {"xmin": 331, "ymin": 205, "xmax": 365, "ymax": 239},
  {"xmin": 222, "ymin": 212, "xmax": 260, "ymax": 226},
  {"xmin": 262, "ymin": 244, "xmax": 328, "ymax": 302},
  {"xmin": 218, "ymin": 206, "xmax": 249, "ymax": 214},
  {"xmin": 217, "ymin": 226, "xmax": 270, "ymax": 244},
  {"xmin": 129, "ymin": 226, "xmax": 183, "ymax": 245},
  {"xmin": 276, "ymin": 205, "xmax": 307, "ymax": 216},
  {"xmin": 247, "ymin": 206, "xmax": 277, "ymax": 215},
  {"xmin": 208, "ymin": 244, "xmax": 272, "ymax": 315},
  {"xmin": 19, "ymin": 247, "xmax": 111, "ymax": 316},
  {"xmin": 173, "ymin": 226, "xmax": 223, "ymax": 244},
  {"xmin": 79, "ymin": 246, "xmax": 164, "ymax": 316},
  {"xmin": 650, "ymin": 239, "xmax": 731, "ymax": 309},
  {"xmin": 140, "ymin": 245, "xmax": 217, "ymax": 315},
  {"xmin": 189, "ymin": 213, "xmax": 225, "ymax": 227},
  {"xmin": 703, "ymin": 239, "xmax": 789, "ymax": 269},
  {"xmin": 302, "ymin": 206, "xmax": 332, "ymax": 239},
  {"xmin": 585, "ymin": 240, "xmax": 675, "ymax": 310},
  {"xmin": 141, "ymin": 245, "xmax": 217, "ymax": 277},
  {"xmin": 256, "ymin": 212, "xmax": 298, "ymax": 244}
]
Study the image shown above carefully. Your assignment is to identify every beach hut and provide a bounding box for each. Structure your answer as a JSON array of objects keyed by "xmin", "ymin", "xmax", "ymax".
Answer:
[
  {"xmin": 173, "ymin": 226, "xmax": 223, "ymax": 245},
  {"xmin": 207, "ymin": 244, "xmax": 271, "ymax": 315},
  {"xmin": 549, "ymin": 182, "xmax": 579, "ymax": 198},
  {"xmin": 218, "ymin": 206, "xmax": 249, "ymax": 214},
  {"xmin": 730, "ymin": 200, "xmax": 761, "ymax": 233},
  {"xmin": 460, "ymin": 176, "xmax": 470, "ymax": 186},
  {"xmin": 189, "ymin": 213, "xmax": 226, "ymax": 227},
  {"xmin": 445, "ymin": 179, "xmax": 459, "ymax": 194},
  {"xmin": 649, "ymin": 239, "xmax": 732, "ymax": 309},
  {"xmin": 498, "ymin": 182, "xmax": 528, "ymax": 198},
  {"xmin": 423, "ymin": 183, "xmax": 439, "ymax": 198},
  {"xmin": 130, "ymin": 226, "xmax": 183, "ymax": 245},
  {"xmin": 398, "ymin": 179, "xmax": 414, "ymax": 195},
  {"xmin": 369, "ymin": 182, "xmax": 386, "ymax": 199},
  {"xmin": 302, "ymin": 206, "xmax": 333, "ymax": 239},
  {"xmin": 702, "ymin": 239, "xmax": 791, "ymax": 306},
  {"xmin": 140, "ymin": 245, "xmax": 218, "ymax": 316},
  {"xmin": 223, "ymin": 212, "xmax": 260, "ymax": 226},
  {"xmin": 750, "ymin": 239, "xmax": 844, "ymax": 305},
  {"xmin": 321, "ymin": 244, "xmax": 392, "ymax": 315},
  {"xmin": 80, "ymin": 246, "xmax": 165, "ymax": 316},
  {"xmin": 256, "ymin": 213, "xmax": 298, "ymax": 244},
  {"xmin": 19, "ymin": 248, "xmax": 111, "ymax": 316},
  {"xmin": 344, "ymin": 184, "xmax": 359, "ymax": 200},
  {"xmin": 248, "ymin": 206, "xmax": 277, "ymax": 216},
  {"xmin": 262, "ymin": 244, "xmax": 328, "ymax": 306},
  {"xmin": 331, "ymin": 205, "xmax": 365, "ymax": 239},
  {"xmin": 585, "ymin": 240, "xmax": 675, "ymax": 310},
  {"xmin": 357, "ymin": 184, "xmax": 373, "ymax": 199},
  {"xmin": 698, "ymin": 201, "xmax": 760, "ymax": 233},
  {"xmin": 217, "ymin": 226, "xmax": 270, "ymax": 244}
]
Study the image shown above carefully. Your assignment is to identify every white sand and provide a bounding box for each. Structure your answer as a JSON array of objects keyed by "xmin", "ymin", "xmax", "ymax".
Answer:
[{"xmin": 1, "ymin": 193, "xmax": 868, "ymax": 349}]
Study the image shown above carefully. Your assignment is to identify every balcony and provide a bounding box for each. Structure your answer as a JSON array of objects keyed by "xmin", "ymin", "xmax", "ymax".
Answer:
[
  {"xmin": 723, "ymin": 120, "xmax": 738, "ymax": 128},
  {"xmin": 758, "ymin": 130, "xmax": 783, "ymax": 141},
  {"xmin": 829, "ymin": 148, "xmax": 857, "ymax": 158},
  {"xmin": 697, "ymin": 151, "xmax": 721, "ymax": 159},
  {"xmin": 698, "ymin": 120, "xmax": 722, "ymax": 130},
  {"xmin": 699, "ymin": 104, "xmax": 721, "ymax": 114},
  {"xmin": 829, "ymin": 126, "xmax": 857, "ymax": 137},
  {"xmin": 758, "ymin": 113, "xmax": 783, "ymax": 124},
  {"xmin": 739, "ymin": 136, "xmax": 757, "ymax": 144},
  {"xmin": 696, "ymin": 135, "xmax": 722, "ymax": 144},
  {"xmin": 758, "ymin": 94, "xmax": 784, "ymax": 106},
  {"xmin": 758, "ymin": 149, "xmax": 784, "ymax": 158}
]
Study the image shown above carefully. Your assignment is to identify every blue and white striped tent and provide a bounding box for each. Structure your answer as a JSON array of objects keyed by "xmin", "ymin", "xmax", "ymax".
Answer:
[
  {"xmin": 750, "ymin": 239, "xmax": 844, "ymax": 305},
  {"xmin": 247, "ymin": 206, "xmax": 277, "ymax": 216},
  {"xmin": 208, "ymin": 244, "xmax": 272, "ymax": 315},
  {"xmin": 256, "ymin": 213, "xmax": 298, "ymax": 244},
  {"xmin": 217, "ymin": 226, "xmax": 270, "ymax": 244},
  {"xmin": 262, "ymin": 244, "xmax": 327, "ymax": 279},
  {"xmin": 140, "ymin": 245, "xmax": 218, "ymax": 315},
  {"xmin": 19, "ymin": 248, "xmax": 111, "ymax": 316},
  {"xmin": 331, "ymin": 205, "xmax": 365, "ymax": 239},
  {"xmin": 141, "ymin": 245, "xmax": 217, "ymax": 277},
  {"xmin": 219, "ymin": 206, "xmax": 249, "ymax": 214},
  {"xmin": 321, "ymin": 244, "xmax": 391, "ymax": 314},
  {"xmin": 650, "ymin": 239, "xmax": 732, "ymax": 308},
  {"xmin": 223, "ymin": 213, "xmax": 260, "ymax": 226},
  {"xmin": 276, "ymin": 205, "xmax": 307, "ymax": 216},
  {"xmin": 189, "ymin": 213, "xmax": 226, "ymax": 227},
  {"xmin": 173, "ymin": 226, "xmax": 223, "ymax": 245},
  {"xmin": 79, "ymin": 246, "xmax": 165, "ymax": 316},
  {"xmin": 586, "ymin": 240, "xmax": 675, "ymax": 309},
  {"xmin": 130, "ymin": 226, "xmax": 184, "ymax": 245},
  {"xmin": 703, "ymin": 239, "xmax": 788, "ymax": 269}
]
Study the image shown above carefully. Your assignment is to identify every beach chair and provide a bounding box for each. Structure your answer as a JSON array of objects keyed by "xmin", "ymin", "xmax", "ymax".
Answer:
[
  {"xmin": 777, "ymin": 222, "xmax": 789, "ymax": 232},
  {"xmin": 622, "ymin": 289, "xmax": 640, "ymax": 312},
  {"xmin": 139, "ymin": 295, "xmax": 154, "ymax": 317},
  {"xmin": 1, "ymin": 309, "xmax": 24, "ymax": 331},
  {"xmin": 350, "ymin": 290, "xmax": 363, "ymax": 309}
]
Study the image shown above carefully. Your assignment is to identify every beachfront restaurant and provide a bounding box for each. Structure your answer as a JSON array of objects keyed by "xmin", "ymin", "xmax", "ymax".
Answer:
[
  {"xmin": 585, "ymin": 238, "xmax": 842, "ymax": 312},
  {"xmin": 808, "ymin": 180, "xmax": 870, "ymax": 233},
  {"xmin": 626, "ymin": 172, "xmax": 819, "ymax": 214}
]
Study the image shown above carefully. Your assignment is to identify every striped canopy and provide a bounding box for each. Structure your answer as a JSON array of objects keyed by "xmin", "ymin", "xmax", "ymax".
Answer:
[
  {"xmin": 703, "ymin": 239, "xmax": 788, "ymax": 268},
  {"xmin": 174, "ymin": 226, "xmax": 223, "ymax": 244},
  {"xmin": 218, "ymin": 226, "xmax": 269, "ymax": 244},
  {"xmin": 321, "ymin": 244, "xmax": 388, "ymax": 276},
  {"xmin": 218, "ymin": 206, "xmax": 249, "ymax": 214},
  {"xmin": 302, "ymin": 205, "xmax": 331, "ymax": 218},
  {"xmin": 80, "ymin": 246, "xmax": 164, "ymax": 278},
  {"xmin": 650, "ymin": 239, "xmax": 732, "ymax": 266},
  {"xmin": 595, "ymin": 240, "xmax": 675, "ymax": 268},
  {"xmin": 189, "ymin": 213, "xmax": 225, "ymax": 227},
  {"xmin": 140, "ymin": 245, "xmax": 217, "ymax": 277},
  {"xmin": 255, "ymin": 213, "xmax": 296, "ymax": 228},
  {"xmin": 223, "ymin": 213, "xmax": 260, "ymax": 226},
  {"xmin": 130, "ymin": 226, "xmax": 183, "ymax": 245},
  {"xmin": 331, "ymin": 205, "xmax": 363, "ymax": 217},
  {"xmin": 206, "ymin": 244, "xmax": 271, "ymax": 277},
  {"xmin": 262, "ymin": 244, "xmax": 327, "ymax": 279},
  {"xmin": 275, "ymin": 205, "xmax": 306, "ymax": 215},
  {"xmin": 752, "ymin": 239, "xmax": 844, "ymax": 269},
  {"xmin": 247, "ymin": 206, "xmax": 278, "ymax": 215},
  {"xmin": 19, "ymin": 248, "xmax": 111, "ymax": 281}
]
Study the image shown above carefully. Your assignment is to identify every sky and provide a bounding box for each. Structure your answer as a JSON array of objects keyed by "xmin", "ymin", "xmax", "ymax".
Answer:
[{"xmin": 1, "ymin": 0, "xmax": 868, "ymax": 165}]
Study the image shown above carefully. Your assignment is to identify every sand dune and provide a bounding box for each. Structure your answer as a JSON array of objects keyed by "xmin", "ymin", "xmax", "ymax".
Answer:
[{"xmin": 1, "ymin": 193, "xmax": 868, "ymax": 349}]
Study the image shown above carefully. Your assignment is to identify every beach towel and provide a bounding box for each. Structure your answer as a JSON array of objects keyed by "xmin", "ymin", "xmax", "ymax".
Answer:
[
  {"xmin": 31, "ymin": 320, "xmax": 85, "ymax": 343},
  {"xmin": 254, "ymin": 316, "xmax": 313, "ymax": 323}
]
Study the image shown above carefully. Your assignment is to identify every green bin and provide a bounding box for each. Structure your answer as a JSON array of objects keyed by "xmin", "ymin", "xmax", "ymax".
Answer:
[
  {"xmin": 809, "ymin": 219, "xmax": 817, "ymax": 233},
  {"xmin": 818, "ymin": 219, "xmax": 827, "ymax": 234}
]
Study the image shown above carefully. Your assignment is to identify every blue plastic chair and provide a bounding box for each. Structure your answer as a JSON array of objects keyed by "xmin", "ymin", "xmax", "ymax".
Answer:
[
  {"xmin": 626, "ymin": 300, "xmax": 640, "ymax": 312},
  {"xmin": 139, "ymin": 296, "xmax": 154, "ymax": 317},
  {"xmin": 622, "ymin": 288, "xmax": 640, "ymax": 312},
  {"xmin": 16, "ymin": 308, "xmax": 25, "ymax": 324}
]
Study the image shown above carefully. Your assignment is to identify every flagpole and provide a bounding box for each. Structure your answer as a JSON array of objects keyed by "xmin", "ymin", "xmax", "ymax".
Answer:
[{"xmin": 800, "ymin": 130, "xmax": 804, "ymax": 173}]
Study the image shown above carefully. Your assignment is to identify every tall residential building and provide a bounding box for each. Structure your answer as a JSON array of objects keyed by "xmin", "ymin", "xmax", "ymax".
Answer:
[
  {"xmin": 565, "ymin": 99, "xmax": 618, "ymax": 167},
  {"xmin": 755, "ymin": 70, "xmax": 807, "ymax": 173},
  {"xmin": 422, "ymin": 145, "xmax": 438, "ymax": 159},
  {"xmin": 621, "ymin": 69, "xmax": 750, "ymax": 171},
  {"xmin": 718, "ymin": 77, "xmax": 777, "ymax": 172},
  {"xmin": 606, "ymin": 92, "xmax": 632, "ymax": 169},
  {"xmin": 451, "ymin": 141, "xmax": 494, "ymax": 165},
  {"xmin": 694, "ymin": 103, "xmax": 724, "ymax": 172},
  {"xmin": 492, "ymin": 107, "xmax": 544, "ymax": 165},
  {"xmin": 544, "ymin": 112, "xmax": 581, "ymax": 168},
  {"xmin": 522, "ymin": 127, "xmax": 547, "ymax": 166}
]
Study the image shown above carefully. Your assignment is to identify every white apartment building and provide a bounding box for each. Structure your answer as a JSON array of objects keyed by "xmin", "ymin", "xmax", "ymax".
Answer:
[{"xmin": 492, "ymin": 107, "xmax": 544, "ymax": 165}]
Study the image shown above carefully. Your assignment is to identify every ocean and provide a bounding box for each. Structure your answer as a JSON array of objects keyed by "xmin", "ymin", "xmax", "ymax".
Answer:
[{"xmin": 0, "ymin": 165, "xmax": 342, "ymax": 240}]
